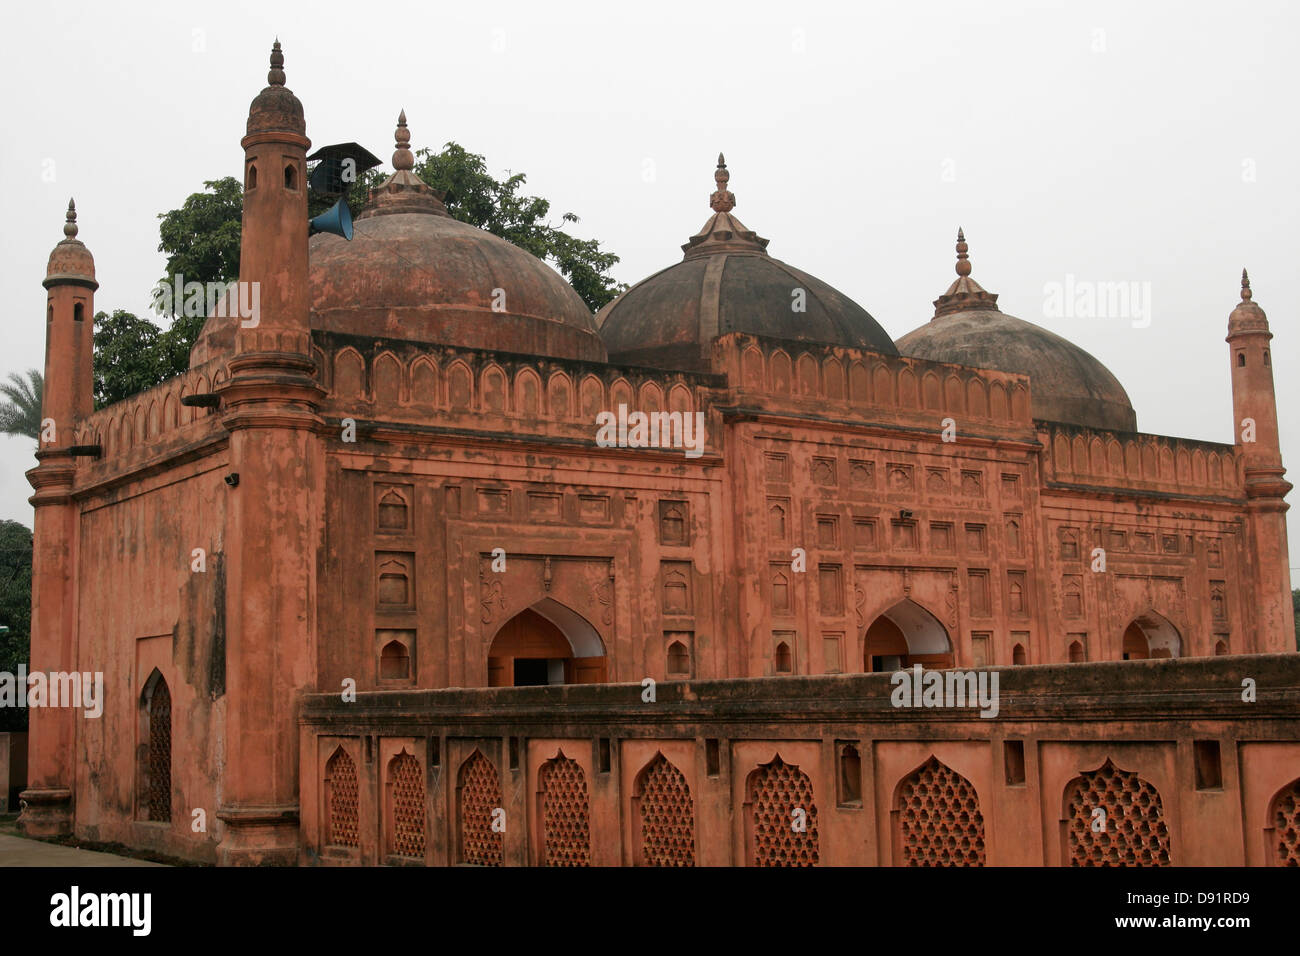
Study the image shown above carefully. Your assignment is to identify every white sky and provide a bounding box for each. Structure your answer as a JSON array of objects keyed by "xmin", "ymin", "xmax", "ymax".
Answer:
[{"xmin": 1, "ymin": 0, "xmax": 1297, "ymax": 573}]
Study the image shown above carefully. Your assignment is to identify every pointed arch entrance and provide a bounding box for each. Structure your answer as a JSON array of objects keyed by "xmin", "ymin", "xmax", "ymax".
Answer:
[
  {"xmin": 487, "ymin": 598, "xmax": 607, "ymax": 686},
  {"xmin": 1120, "ymin": 611, "xmax": 1181, "ymax": 660},
  {"xmin": 864, "ymin": 599, "xmax": 954, "ymax": 672}
]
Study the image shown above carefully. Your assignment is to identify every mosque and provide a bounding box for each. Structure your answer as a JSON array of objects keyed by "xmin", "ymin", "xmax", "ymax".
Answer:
[{"xmin": 19, "ymin": 42, "xmax": 1299, "ymax": 866}]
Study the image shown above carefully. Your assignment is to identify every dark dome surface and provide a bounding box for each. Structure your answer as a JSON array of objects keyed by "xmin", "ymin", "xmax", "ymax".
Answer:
[{"xmin": 597, "ymin": 156, "xmax": 897, "ymax": 372}]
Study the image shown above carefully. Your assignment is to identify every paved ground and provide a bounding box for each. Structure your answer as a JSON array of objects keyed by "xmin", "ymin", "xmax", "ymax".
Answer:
[{"xmin": 0, "ymin": 831, "xmax": 164, "ymax": 866}]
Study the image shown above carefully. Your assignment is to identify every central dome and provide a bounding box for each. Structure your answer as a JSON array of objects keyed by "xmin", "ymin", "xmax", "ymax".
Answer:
[
  {"xmin": 597, "ymin": 156, "xmax": 897, "ymax": 372},
  {"xmin": 192, "ymin": 112, "xmax": 605, "ymax": 366}
]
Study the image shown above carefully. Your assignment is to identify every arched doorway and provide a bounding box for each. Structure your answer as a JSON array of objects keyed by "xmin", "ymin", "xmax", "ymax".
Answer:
[
  {"xmin": 1120, "ymin": 611, "xmax": 1181, "ymax": 660},
  {"xmin": 864, "ymin": 599, "xmax": 954, "ymax": 672},
  {"xmin": 487, "ymin": 599, "xmax": 607, "ymax": 686}
]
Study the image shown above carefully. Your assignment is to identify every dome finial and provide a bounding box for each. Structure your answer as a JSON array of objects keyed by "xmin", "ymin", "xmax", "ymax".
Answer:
[
  {"xmin": 268, "ymin": 39, "xmax": 286, "ymax": 86},
  {"xmin": 955, "ymin": 227, "xmax": 972, "ymax": 278},
  {"xmin": 63, "ymin": 198, "xmax": 78, "ymax": 239},
  {"xmin": 393, "ymin": 109, "xmax": 414, "ymax": 172},
  {"xmin": 710, "ymin": 153, "xmax": 735, "ymax": 213},
  {"xmin": 1240, "ymin": 268, "xmax": 1252, "ymax": 301}
]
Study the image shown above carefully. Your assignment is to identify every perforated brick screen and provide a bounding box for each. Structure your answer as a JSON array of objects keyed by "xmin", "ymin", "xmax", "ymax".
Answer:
[
  {"xmin": 1065, "ymin": 761, "xmax": 1170, "ymax": 866},
  {"xmin": 896, "ymin": 756, "xmax": 986, "ymax": 866}
]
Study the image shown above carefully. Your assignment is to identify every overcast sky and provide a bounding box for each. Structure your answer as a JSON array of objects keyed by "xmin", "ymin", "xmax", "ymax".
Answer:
[{"xmin": 2, "ymin": 0, "xmax": 1297, "ymax": 572}]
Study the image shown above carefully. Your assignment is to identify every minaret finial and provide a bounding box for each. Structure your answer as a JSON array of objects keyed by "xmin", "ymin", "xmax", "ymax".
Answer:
[
  {"xmin": 955, "ymin": 227, "xmax": 971, "ymax": 277},
  {"xmin": 393, "ymin": 109, "xmax": 414, "ymax": 172},
  {"xmin": 63, "ymin": 198, "xmax": 78, "ymax": 239},
  {"xmin": 1241, "ymin": 268, "xmax": 1252, "ymax": 301},
  {"xmin": 268, "ymin": 39, "xmax": 285, "ymax": 86},
  {"xmin": 709, "ymin": 153, "xmax": 735, "ymax": 213}
]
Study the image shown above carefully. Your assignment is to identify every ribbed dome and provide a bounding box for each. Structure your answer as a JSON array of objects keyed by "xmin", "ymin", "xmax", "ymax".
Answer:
[
  {"xmin": 896, "ymin": 231, "xmax": 1137, "ymax": 433},
  {"xmin": 191, "ymin": 112, "xmax": 605, "ymax": 366},
  {"xmin": 597, "ymin": 156, "xmax": 897, "ymax": 372}
]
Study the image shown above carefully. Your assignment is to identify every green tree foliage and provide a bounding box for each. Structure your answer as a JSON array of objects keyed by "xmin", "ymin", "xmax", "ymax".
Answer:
[
  {"xmin": 156, "ymin": 177, "xmax": 243, "ymax": 288},
  {"xmin": 0, "ymin": 520, "xmax": 32, "ymax": 732},
  {"xmin": 0, "ymin": 369, "xmax": 42, "ymax": 441},
  {"xmin": 93, "ymin": 310, "xmax": 162, "ymax": 409}
]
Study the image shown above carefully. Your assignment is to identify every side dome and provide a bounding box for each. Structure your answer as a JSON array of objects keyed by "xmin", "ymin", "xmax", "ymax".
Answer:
[
  {"xmin": 596, "ymin": 156, "xmax": 897, "ymax": 372},
  {"xmin": 896, "ymin": 231, "xmax": 1137, "ymax": 432},
  {"xmin": 192, "ymin": 112, "xmax": 605, "ymax": 366}
]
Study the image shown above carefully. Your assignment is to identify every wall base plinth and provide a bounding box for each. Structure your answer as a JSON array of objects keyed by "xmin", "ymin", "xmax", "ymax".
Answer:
[
  {"xmin": 16, "ymin": 787, "xmax": 72, "ymax": 838},
  {"xmin": 215, "ymin": 804, "xmax": 300, "ymax": 866}
]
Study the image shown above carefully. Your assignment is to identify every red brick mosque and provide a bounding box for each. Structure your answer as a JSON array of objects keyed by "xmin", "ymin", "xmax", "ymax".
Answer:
[{"xmin": 19, "ymin": 43, "xmax": 1300, "ymax": 866}]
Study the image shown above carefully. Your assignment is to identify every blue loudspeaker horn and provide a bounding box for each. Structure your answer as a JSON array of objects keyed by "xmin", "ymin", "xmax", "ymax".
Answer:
[{"xmin": 308, "ymin": 198, "xmax": 353, "ymax": 240}]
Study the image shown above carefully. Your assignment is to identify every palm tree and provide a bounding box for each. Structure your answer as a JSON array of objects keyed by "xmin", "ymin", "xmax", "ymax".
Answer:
[{"xmin": 0, "ymin": 369, "xmax": 42, "ymax": 441}]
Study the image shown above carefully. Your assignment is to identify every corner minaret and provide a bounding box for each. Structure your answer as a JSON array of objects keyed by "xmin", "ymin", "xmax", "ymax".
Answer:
[
  {"xmin": 1226, "ymin": 270, "xmax": 1293, "ymax": 652},
  {"xmin": 215, "ymin": 41, "xmax": 324, "ymax": 865},
  {"xmin": 236, "ymin": 38, "xmax": 311, "ymax": 347},
  {"xmin": 18, "ymin": 201, "xmax": 98, "ymax": 839},
  {"xmin": 42, "ymin": 199, "xmax": 97, "ymax": 425}
]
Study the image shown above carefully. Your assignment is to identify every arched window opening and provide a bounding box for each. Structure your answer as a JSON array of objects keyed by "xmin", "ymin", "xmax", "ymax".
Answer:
[
  {"xmin": 487, "ymin": 601, "xmax": 606, "ymax": 687},
  {"xmin": 380, "ymin": 639, "xmax": 410, "ymax": 680},
  {"xmin": 1068, "ymin": 640, "xmax": 1086, "ymax": 663},
  {"xmin": 1214, "ymin": 639, "xmax": 1229, "ymax": 656},
  {"xmin": 284, "ymin": 162, "xmax": 298, "ymax": 190},
  {"xmin": 774, "ymin": 641, "xmax": 793, "ymax": 674},
  {"xmin": 1012, "ymin": 643, "xmax": 1027, "ymax": 665},
  {"xmin": 140, "ymin": 671, "xmax": 172, "ymax": 822},
  {"xmin": 1238, "ymin": 352, "xmax": 1246, "ymax": 367},
  {"xmin": 246, "ymin": 163, "xmax": 257, "ymax": 189},
  {"xmin": 666, "ymin": 640, "xmax": 690, "ymax": 677},
  {"xmin": 864, "ymin": 599, "xmax": 954, "ymax": 672},
  {"xmin": 73, "ymin": 302, "xmax": 85, "ymax": 322},
  {"xmin": 1121, "ymin": 612, "xmax": 1181, "ymax": 661}
]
